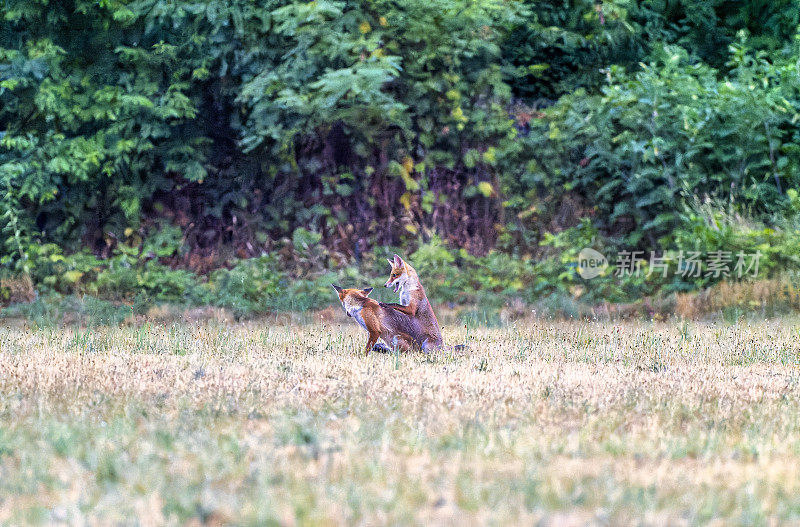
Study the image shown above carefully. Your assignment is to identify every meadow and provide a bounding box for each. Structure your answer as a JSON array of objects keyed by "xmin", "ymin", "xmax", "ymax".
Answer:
[{"xmin": 2, "ymin": 313, "xmax": 800, "ymax": 525}]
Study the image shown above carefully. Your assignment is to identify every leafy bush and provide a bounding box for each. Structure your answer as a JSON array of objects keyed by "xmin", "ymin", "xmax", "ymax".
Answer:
[
  {"xmin": 203, "ymin": 257, "xmax": 288, "ymax": 317},
  {"xmin": 95, "ymin": 260, "xmax": 199, "ymax": 304},
  {"xmin": 514, "ymin": 43, "xmax": 800, "ymax": 249},
  {"xmin": 1, "ymin": 0, "xmax": 520, "ymax": 270},
  {"xmin": 666, "ymin": 206, "xmax": 800, "ymax": 291}
]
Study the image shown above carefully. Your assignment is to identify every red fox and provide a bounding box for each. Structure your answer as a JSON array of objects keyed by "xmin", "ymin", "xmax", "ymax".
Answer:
[
  {"xmin": 380, "ymin": 254, "xmax": 443, "ymax": 353},
  {"xmin": 332, "ymin": 285, "xmax": 423, "ymax": 354}
]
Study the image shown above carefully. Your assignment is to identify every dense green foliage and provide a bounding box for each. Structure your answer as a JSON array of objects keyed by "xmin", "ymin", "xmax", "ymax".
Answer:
[{"xmin": 2, "ymin": 0, "xmax": 800, "ymax": 314}]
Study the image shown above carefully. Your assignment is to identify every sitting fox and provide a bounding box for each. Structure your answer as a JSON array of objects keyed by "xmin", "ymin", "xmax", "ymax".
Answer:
[
  {"xmin": 332, "ymin": 285, "xmax": 424, "ymax": 354},
  {"xmin": 380, "ymin": 254, "xmax": 443, "ymax": 353}
]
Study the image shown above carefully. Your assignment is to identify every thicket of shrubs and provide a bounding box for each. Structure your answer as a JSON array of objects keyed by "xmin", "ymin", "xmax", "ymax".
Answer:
[{"xmin": 2, "ymin": 0, "xmax": 800, "ymax": 317}]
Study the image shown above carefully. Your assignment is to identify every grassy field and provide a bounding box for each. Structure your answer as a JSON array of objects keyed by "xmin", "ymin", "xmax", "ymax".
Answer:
[{"xmin": 2, "ymin": 313, "xmax": 800, "ymax": 525}]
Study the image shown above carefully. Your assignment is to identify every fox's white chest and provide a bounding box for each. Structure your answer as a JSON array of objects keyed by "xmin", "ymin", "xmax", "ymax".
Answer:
[
  {"xmin": 399, "ymin": 289, "xmax": 411, "ymax": 305},
  {"xmin": 346, "ymin": 305, "xmax": 368, "ymax": 331},
  {"xmin": 399, "ymin": 281, "xmax": 419, "ymax": 305}
]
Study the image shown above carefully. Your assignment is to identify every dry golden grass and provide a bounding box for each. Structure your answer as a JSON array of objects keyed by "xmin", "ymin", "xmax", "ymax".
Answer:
[{"xmin": 2, "ymin": 315, "xmax": 800, "ymax": 525}]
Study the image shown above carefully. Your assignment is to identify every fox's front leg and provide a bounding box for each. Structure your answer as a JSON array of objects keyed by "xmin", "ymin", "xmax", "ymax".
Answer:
[
  {"xmin": 379, "ymin": 301, "xmax": 418, "ymax": 317},
  {"xmin": 365, "ymin": 331, "xmax": 380, "ymax": 356}
]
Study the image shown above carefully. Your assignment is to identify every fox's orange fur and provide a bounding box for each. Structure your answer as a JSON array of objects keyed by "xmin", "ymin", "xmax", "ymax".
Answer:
[
  {"xmin": 381, "ymin": 254, "xmax": 443, "ymax": 352},
  {"xmin": 332, "ymin": 285, "xmax": 424, "ymax": 354}
]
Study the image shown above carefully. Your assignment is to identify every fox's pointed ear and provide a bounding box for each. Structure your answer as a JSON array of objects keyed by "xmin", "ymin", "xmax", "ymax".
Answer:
[
  {"xmin": 331, "ymin": 284, "xmax": 343, "ymax": 293},
  {"xmin": 386, "ymin": 258, "xmax": 395, "ymax": 267},
  {"xmin": 362, "ymin": 287, "xmax": 374, "ymax": 296},
  {"xmin": 393, "ymin": 254, "xmax": 404, "ymax": 266}
]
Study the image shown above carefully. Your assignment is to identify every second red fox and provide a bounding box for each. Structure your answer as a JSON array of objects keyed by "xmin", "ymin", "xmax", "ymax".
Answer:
[{"xmin": 380, "ymin": 254, "xmax": 443, "ymax": 353}]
